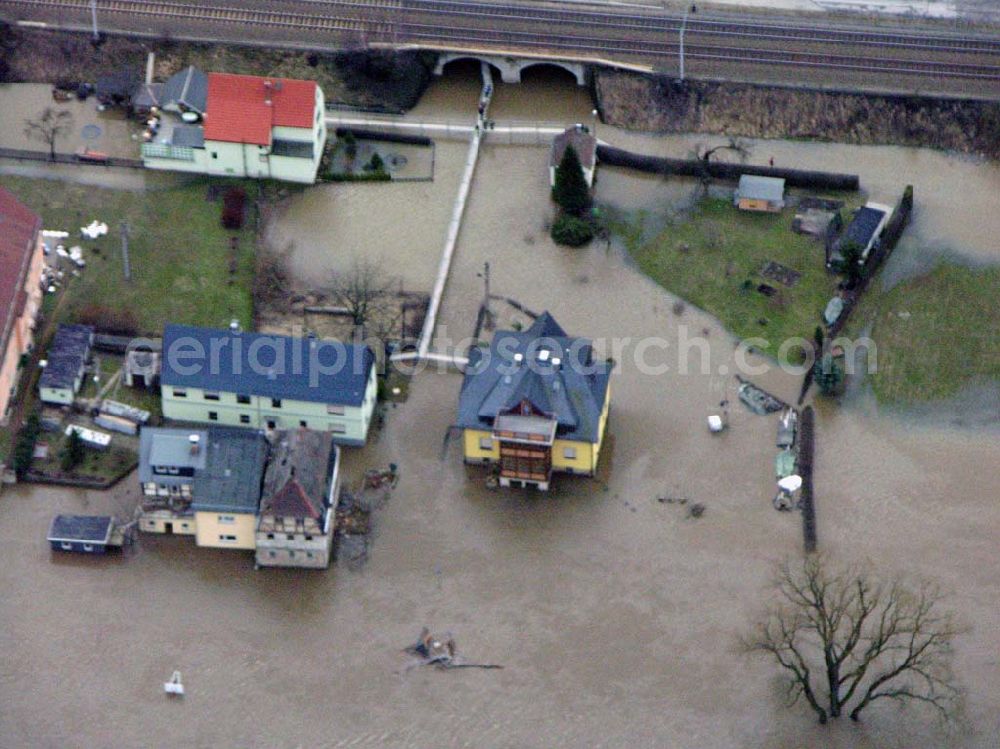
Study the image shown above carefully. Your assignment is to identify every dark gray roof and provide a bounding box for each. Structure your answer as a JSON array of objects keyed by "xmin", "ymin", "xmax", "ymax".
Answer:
[
  {"xmin": 171, "ymin": 125, "xmax": 205, "ymax": 148},
  {"xmin": 159, "ymin": 66, "xmax": 208, "ymax": 113},
  {"xmin": 737, "ymin": 175, "xmax": 785, "ymax": 202},
  {"xmin": 96, "ymin": 69, "xmax": 141, "ymax": 100},
  {"xmin": 132, "ymin": 82, "xmax": 162, "ymax": 110},
  {"xmin": 139, "ymin": 426, "xmax": 268, "ymax": 513},
  {"xmin": 260, "ymin": 430, "xmax": 338, "ymax": 519},
  {"xmin": 271, "ymin": 139, "xmax": 314, "ymax": 159},
  {"xmin": 551, "ymin": 126, "xmax": 597, "ymax": 169},
  {"xmin": 456, "ymin": 312, "xmax": 612, "ymax": 443},
  {"xmin": 161, "ymin": 325, "xmax": 375, "ymax": 407},
  {"xmin": 843, "ymin": 206, "xmax": 887, "ymax": 248},
  {"xmin": 40, "ymin": 324, "xmax": 93, "ymax": 391},
  {"xmin": 47, "ymin": 515, "xmax": 113, "ymax": 544}
]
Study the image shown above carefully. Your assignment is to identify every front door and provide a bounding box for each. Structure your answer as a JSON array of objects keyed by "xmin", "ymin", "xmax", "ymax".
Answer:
[{"xmin": 164, "ymin": 522, "xmax": 173, "ymax": 534}]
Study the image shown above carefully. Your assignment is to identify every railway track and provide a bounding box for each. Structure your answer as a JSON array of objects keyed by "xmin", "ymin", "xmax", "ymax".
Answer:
[{"xmin": 4, "ymin": 0, "xmax": 1000, "ymax": 83}]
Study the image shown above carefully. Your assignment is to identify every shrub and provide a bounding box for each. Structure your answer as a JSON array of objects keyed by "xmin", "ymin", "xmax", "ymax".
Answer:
[
  {"xmin": 76, "ymin": 304, "xmax": 138, "ymax": 336},
  {"xmin": 13, "ymin": 412, "xmax": 40, "ymax": 477},
  {"xmin": 551, "ymin": 213, "xmax": 594, "ymax": 247},
  {"xmin": 221, "ymin": 187, "xmax": 247, "ymax": 230},
  {"xmin": 366, "ymin": 152, "xmax": 385, "ymax": 173},
  {"xmin": 552, "ymin": 144, "xmax": 591, "ymax": 216},
  {"xmin": 60, "ymin": 429, "xmax": 85, "ymax": 472}
]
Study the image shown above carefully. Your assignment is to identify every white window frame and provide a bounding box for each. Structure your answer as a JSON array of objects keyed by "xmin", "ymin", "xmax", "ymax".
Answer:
[
  {"xmin": 563, "ymin": 446, "xmax": 577, "ymax": 460},
  {"xmin": 479, "ymin": 437, "xmax": 493, "ymax": 450}
]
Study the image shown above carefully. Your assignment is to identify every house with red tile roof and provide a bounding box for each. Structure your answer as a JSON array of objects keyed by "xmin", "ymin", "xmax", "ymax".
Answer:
[
  {"xmin": 255, "ymin": 429, "xmax": 340, "ymax": 569},
  {"xmin": 0, "ymin": 187, "xmax": 46, "ymax": 423},
  {"xmin": 141, "ymin": 71, "xmax": 326, "ymax": 184}
]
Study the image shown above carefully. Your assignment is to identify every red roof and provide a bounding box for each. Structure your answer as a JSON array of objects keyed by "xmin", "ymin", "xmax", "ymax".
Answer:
[
  {"xmin": 203, "ymin": 73, "xmax": 317, "ymax": 146},
  {"xmin": 0, "ymin": 187, "xmax": 41, "ymax": 357}
]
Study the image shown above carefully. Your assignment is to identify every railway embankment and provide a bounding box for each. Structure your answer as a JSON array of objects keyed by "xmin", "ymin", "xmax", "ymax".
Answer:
[
  {"xmin": 595, "ymin": 70, "xmax": 1000, "ymax": 159},
  {"xmin": 0, "ymin": 25, "xmax": 435, "ymax": 113}
]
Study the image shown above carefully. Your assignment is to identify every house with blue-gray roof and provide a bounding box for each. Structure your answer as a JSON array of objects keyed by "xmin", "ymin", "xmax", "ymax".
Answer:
[
  {"xmin": 138, "ymin": 425, "xmax": 269, "ymax": 549},
  {"xmin": 159, "ymin": 324, "xmax": 377, "ymax": 446},
  {"xmin": 457, "ymin": 312, "xmax": 612, "ymax": 490}
]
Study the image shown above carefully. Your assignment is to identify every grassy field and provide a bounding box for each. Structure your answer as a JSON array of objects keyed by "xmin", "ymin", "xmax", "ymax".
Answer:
[
  {"xmin": 611, "ymin": 195, "xmax": 854, "ymax": 352},
  {"xmin": 849, "ymin": 262, "xmax": 1000, "ymax": 404},
  {"xmin": 2, "ymin": 175, "xmax": 256, "ymax": 335}
]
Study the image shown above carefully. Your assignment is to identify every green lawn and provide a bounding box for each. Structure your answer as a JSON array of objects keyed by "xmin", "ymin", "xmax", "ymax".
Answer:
[
  {"xmin": 848, "ymin": 263, "xmax": 1000, "ymax": 404},
  {"xmin": 2, "ymin": 176, "xmax": 257, "ymax": 335},
  {"xmin": 610, "ymin": 195, "xmax": 857, "ymax": 353}
]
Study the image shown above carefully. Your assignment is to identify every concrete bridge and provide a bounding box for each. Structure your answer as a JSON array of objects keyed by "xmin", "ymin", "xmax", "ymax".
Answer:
[{"xmin": 433, "ymin": 53, "xmax": 589, "ymax": 86}]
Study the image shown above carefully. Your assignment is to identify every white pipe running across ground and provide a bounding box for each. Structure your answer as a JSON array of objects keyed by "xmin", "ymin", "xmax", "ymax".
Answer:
[{"xmin": 415, "ymin": 61, "xmax": 494, "ymax": 361}]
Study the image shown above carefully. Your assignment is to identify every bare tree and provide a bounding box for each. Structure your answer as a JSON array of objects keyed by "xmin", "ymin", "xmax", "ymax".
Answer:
[
  {"xmin": 694, "ymin": 137, "xmax": 750, "ymax": 195},
  {"xmin": 744, "ymin": 555, "xmax": 964, "ymax": 725},
  {"xmin": 329, "ymin": 258, "xmax": 401, "ymax": 339},
  {"xmin": 24, "ymin": 108, "xmax": 74, "ymax": 161}
]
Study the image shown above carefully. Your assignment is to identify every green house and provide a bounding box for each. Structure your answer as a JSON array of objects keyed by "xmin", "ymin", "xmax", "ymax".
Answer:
[{"xmin": 160, "ymin": 325, "xmax": 378, "ymax": 446}]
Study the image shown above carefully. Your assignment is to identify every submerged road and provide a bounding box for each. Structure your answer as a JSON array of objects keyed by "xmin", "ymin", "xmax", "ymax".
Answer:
[{"xmin": 3, "ymin": 0, "xmax": 1000, "ymax": 98}]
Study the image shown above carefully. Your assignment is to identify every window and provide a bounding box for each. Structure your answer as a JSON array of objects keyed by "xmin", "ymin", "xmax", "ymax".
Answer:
[
  {"xmin": 267, "ymin": 533, "xmax": 274, "ymax": 540},
  {"xmin": 563, "ymin": 446, "xmax": 577, "ymax": 460},
  {"xmin": 299, "ymin": 420, "xmax": 308, "ymax": 428},
  {"xmin": 172, "ymin": 388, "xmax": 187, "ymax": 398},
  {"xmin": 329, "ymin": 423, "xmax": 346, "ymax": 434},
  {"xmin": 326, "ymin": 404, "xmax": 345, "ymax": 415},
  {"xmin": 271, "ymin": 398, "xmax": 282, "ymax": 408},
  {"xmin": 208, "ymin": 411, "xmax": 218, "ymax": 421},
  {"xmin": 237, "ymin": 394, "xmax": 251, "ymax": 404},
  {"xmin": 289, "ymin": 550, "xmax": 296, "ymax": 559},
  {"xmin": 269, "ymin": 550, "xmax": 276, "ymax": 558},
  {"xmin": 240, "ymin": 414, "xmax": 250, "ymax": 424},
  {"xmin": 287, "ymin": 534, "xmax": 294, "ymax": 541},
  {"xmin": 266, "ymin": 420, "xmax": 276, "ymax": 430},
  {"xmin": 218, "ymin": 515, "xmax": 235, "ymax": 524},
  {"xmin": 306, "ymin": 552, "xmax": 314, "ymax": 559},
  {"xmin": 305, "ymin": 535, "xmax": 313, "ymax": 541},
  {"xmin": 181, "ymin": 523, "xmax": 190, "ymax": 530},
  {"xmin": 83, "ymin": 544, "xmax": 93, "ymax": 552},
  {"xmin": 219, "ymin": 534, "xmax": 237, "ymax": 542},
  {"xmin": 211, "ymin": 151, "xmax": 218, "ymax": 159},
  {"xmin": 61, "ymin": 542, "xmax": 72, "ymax": 550},
  {"xmin": 479, "ymin": 437, "xmax": 493, "ymax": 450},
  {"xmin": 204, "ymin": 392, "xmax": 220, "ymax": 401}
]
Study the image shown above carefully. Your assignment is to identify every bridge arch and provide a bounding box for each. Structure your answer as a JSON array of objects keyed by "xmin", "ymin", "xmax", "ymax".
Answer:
[{"xmin": 433, "ymin": 53, "xmax": 587, "ymax": 86}]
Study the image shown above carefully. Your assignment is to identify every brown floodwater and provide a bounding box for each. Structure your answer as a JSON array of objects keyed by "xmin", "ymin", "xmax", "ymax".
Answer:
[{"xmin": 3, "ymin": 66, "xmax": 999, "ymax": 748}]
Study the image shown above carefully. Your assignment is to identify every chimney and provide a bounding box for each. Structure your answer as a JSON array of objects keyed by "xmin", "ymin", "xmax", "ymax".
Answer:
[{"xmin": 189, "ymin": 433, "xmax": 201, "ymax": 455}]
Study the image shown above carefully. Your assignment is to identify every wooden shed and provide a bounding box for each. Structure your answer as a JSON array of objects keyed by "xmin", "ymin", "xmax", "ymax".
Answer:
[{"xmin": 734, "ymin": 175, "xmax": 786, "ymax": 212}]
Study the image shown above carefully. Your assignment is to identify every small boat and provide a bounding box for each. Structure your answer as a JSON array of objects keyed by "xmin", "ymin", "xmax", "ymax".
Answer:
[
  {"xmin": 775, "ymin": 448, "xmax": 797, "ymax": 480},
  {"xmin": 776, "ymin": 407, "xmax": 797, "ymax": 448},
  {"xmin": 738, "ymin": 381, "xmax": 784, "ymax": 415},
  {"xmin": 164, "ymin": 671, "xmax": 184, "ymax": 696}
]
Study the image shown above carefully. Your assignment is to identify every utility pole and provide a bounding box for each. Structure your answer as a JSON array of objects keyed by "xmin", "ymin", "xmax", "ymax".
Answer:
[
  {"xmin": 477, "ymin": 261, "xmax": 491, "ymax": 330},
  {"xmin": 679, "ymin": 7, "xmax": 689, "ymax": 82},
  {"xmin": 90, "ymin": 0, "xmax": 100, "ymax": 42},
  {"xmin": 120, "ymin": 221, "xmax": 131, "ymax": 281}
]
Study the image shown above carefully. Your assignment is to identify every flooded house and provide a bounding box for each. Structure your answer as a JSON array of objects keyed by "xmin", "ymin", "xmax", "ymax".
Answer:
[
  {"xmin": 457, "ymin": 312, "xmax": 612, "ymax": 490},
  {"xmin": 141, "ymin": 71, "xmax": 327, "ymax": 184},
  {"xmin": 160, "ymin": 324, "xmax": 378, "ymax": 445},
  {"xmin": 38, "ymin": 324, "xmax": 94, "ymax": 405},
  {"xmin": 255, "ymin": 429, "xmax": 340, "ymax": 569},
  {"xmin": 0, "ymin": 187, "xmax": 47, "ymax": 423},
  {"xmin": 138, "ymin": 426, "xmax": 268, "ymax": 549}
]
